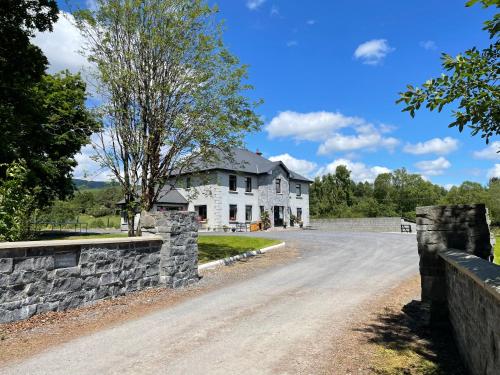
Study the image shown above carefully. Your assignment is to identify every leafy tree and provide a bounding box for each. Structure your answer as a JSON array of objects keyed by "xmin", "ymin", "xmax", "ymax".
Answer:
[
  {"xmin": 1, "ymin": 1, "xmax": 98, "ymax": 209},
  {"xmin": 0, "ymin": 161, "xmax": 38, "ymax": 241},
  {"xmin": 443, "ymin": 181, "xmax": 488, "ymax": 205},
  {"xmin": 75, "ymin": 0, "xmax": 262, "ymax": 236},
  {"xmin": 397, "ymin": 0, "xmax": 499, "ymax": 145}
]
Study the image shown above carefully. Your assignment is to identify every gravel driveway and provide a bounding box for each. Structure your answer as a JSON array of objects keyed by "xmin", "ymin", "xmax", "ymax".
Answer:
[{"xmin": 0, "ymin": 231, "xmax": 418, "ymax": 375}]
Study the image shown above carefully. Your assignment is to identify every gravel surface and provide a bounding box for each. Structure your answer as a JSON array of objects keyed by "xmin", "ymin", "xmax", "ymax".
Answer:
[{"xmin": 0, "ymin": 230, "xmax": 418, "ymax": 375}]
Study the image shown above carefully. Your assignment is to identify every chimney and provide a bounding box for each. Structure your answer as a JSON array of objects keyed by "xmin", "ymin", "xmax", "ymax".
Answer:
[{"xmin": 256, "ymin": 149, "xmax": 263, "ymax": 156}]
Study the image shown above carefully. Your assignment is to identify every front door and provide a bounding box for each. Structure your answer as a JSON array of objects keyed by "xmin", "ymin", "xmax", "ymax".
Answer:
[{"xmin": 274, "ymin": 206, "xmax": 284, "ymax": 227}]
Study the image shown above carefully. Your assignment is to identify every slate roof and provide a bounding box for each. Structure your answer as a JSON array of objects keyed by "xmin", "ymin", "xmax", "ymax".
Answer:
[
  {"xmin": 117, "ymin": 188, "xmax": 188, "ymax": 205},
  {"xmin": 181, "ymin": 148, "xmax": 313, "ymax": 183}
]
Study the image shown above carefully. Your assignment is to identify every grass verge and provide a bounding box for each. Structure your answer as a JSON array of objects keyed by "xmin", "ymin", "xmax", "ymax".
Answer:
[
  {"xmin": 367, "ymin": 301, "xmax": 466, "ymax": 375},
  {"xmin": 198, "ymin": 236, "xmax": 281, "ymax": 264}
]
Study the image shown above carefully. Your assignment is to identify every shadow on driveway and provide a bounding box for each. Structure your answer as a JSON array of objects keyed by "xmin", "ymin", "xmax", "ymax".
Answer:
[{"xmin": 354, "ymin": 300, "xmax": 467, "ymax": 374}]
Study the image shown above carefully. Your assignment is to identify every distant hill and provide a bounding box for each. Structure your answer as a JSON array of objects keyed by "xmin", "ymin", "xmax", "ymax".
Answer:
[{"xmin": 73, "ymin": 179, "xmax": 118, "ymax": 190}]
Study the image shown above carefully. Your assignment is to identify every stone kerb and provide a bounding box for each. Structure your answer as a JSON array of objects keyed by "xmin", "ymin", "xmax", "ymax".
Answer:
[{"xmin": 141, "ymin": 210, "xmax": 199, "ymax": 288}]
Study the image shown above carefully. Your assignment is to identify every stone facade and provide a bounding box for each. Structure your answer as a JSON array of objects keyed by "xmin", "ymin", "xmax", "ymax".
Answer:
[
  {"xmin": 0, "ymin": 211, "xmax": 199, "ymax": 323},
  {"xmin": 173, "ymin": 168, "xmax": 310, "ymax": 229},
  {"xmin": 441, "ymin": 250, "xmax": 500, "ymax": 375}
]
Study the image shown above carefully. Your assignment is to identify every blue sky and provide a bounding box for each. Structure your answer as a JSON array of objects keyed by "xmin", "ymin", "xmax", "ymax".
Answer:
[{"xmin": 37, "ymin": 0, "xmax": 499, "ymax": 185}]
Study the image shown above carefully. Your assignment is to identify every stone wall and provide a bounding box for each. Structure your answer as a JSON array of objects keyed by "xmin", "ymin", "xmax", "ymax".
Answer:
[
  {"xmin": 416, "ymin": 204, "xmax": 494, "ymax": 307},
  {"xmin": 440, "ymin": 250, "xmax": 500, "ymax": 375},
  {"xmin": 0, "ymin": 211, "xmax": 199, "ymax": 323},
  {"xmin": 141, "ymin": 211, "xmax": 199, "ymax": 288},
  {"xmin": 416, "ymin": 204, "xmax": 499, "ymax": 375},
  {"xmin": 310, "ymin": 217, "xmax": 401, "ymax": 232}
]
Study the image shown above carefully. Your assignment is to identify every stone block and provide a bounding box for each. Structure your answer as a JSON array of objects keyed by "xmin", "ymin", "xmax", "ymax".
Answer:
[
  {"xmin": 54, "ymin": 266, "xmax": 81, "ymax": 278},
  {"xmin": 51, "ymin": 277, "xmax": 83, "ymax": 293},
  {"xmin": 0, "ymin": 258, "xmax": 13, "ymax": 274}
]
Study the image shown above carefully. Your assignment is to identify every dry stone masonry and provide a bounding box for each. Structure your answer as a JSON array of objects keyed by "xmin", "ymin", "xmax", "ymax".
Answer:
[
  {"xmin": 416, "ymin": 204, "xmax": 494, "ymax": 307},
  {"xmin": 0, "ymin": 211, "xmax": 199, "ymax": 323},
  {"xmin": 416, "ymin": 204, "xmax": 499, "ymax": 375}
]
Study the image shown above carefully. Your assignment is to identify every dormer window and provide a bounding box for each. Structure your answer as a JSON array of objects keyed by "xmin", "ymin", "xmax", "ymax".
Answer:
[
  {"xmin": 275, "ymin": 178, "xmax": 281, "ymax": 193},
  {"xmin": 296, "ymin": 184, "xmax": 302, "ymax": 197},
  {"xmin": 229, "ymin": 175, "xmax": 237, "ymax": 191}
]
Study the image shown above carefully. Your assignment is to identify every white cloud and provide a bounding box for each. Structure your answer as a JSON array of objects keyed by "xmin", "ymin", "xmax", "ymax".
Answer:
[
  {"xmin": 317, "ymin": 159, "xmax": 391, "ymax": 183},
  {"xmin": 473, "ymin": 142, "xmax": 500, "ymax": 160},
  {"xmin": 73, "ymin": 143, "xmax": 113, "ymax": 181},
  {"xmin": 286, "ymin": 40, "xmax": 298, "ymax": 47},
  {"xmin": 443, "ymin": 184, "xmax": 456, "ymax": 191},
  {"xmin": 269, "ymin": 154, "xmax": 317, "ymax": 177},
  {"xmin": 354, "ymin": 39, "xmax": 394, "ymax": 65},
  {"xmin": 419, "ymin": 40, "xmax": 437, "ymax": 50},
  {"xmin": 31, "ymin": 12, "xmax": 89, "ymax": 74},
  {"xmin": 247, "ymin": 0, "xmax": 266, "ymax": 10},
  {"xmin": 306, "ymin": 19, "xmax": 316, "ymax": 25},
  {"xmin": 487, "ymin": 164, "xmax": 500, "ymax": 179},
  {"xmin": 266, "ymin": 111, "xmax": 399, "ymax": 155},
  {"xmin": 415, "ymin": 157, "xmax": 451, "ymax": 176},
  {"xmin": 403, "ymin": 137, "xmax": 459, "ymax": 155},
  {"xmin": 266, "ymin": 111, "xmax": 363, "ymax": 141},
  {"xmin": 317, "ymin": 124, "xmax": 399, "ymax": 154}
]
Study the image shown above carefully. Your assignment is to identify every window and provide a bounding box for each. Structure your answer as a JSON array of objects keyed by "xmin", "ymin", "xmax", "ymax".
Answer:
[
  {"xmin": 245, "ymin": 205, "xmax": 252, "ymax": 222},
  {"xmin": 195, "ymin": 205, "xmax": 207, "ymax": 222},
  {"xmin": 186, "ymin": 176, "xmax": 191, "ymax": 189},
  {"xmin": 259, "ymin": 206, "xmax": 265, "ymax": 215},
  {"xmin": 229, "ymin": 205, "xmax": 237, "ymax": 222},
  {"xmin": 229, "ymin": 175, "xmax": 237, "ymax": 192},
  {"xmin": 275, "ymin": 178, "xmax": 281, "ymax": 193},
  {"xmin": 297, "ymin": 208, "xmax": 302, "ymax": 222},
  {"xmin": 296, "ymin": 184, "xmax": 302, "ymax": 197},
  {"xmin": 245, "ymin": 177, "xmax": 252, "ymax": 192}
]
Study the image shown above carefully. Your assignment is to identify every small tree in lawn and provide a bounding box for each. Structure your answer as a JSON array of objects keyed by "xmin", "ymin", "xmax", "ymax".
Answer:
[
  {"xmin": 397, "ymin": 0, "xmax": 499, "ymax": 146},
  {"xmin": 75, "ymin": 0, "xmax": 262, "ymax": 236}
]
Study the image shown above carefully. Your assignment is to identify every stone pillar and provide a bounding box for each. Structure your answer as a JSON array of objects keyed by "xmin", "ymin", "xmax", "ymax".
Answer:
[
  {"xmin": 141, "ymin": 211, "xmax": 199, "ymax": 288},
  {"xmin": 416, "ymin": 204, "xmax": 494, "ymax": 320}
]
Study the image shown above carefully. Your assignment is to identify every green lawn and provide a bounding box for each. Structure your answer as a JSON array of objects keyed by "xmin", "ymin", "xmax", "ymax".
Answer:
[
  {"xmin": 77, "ymin": 214, "xmax": 121, "ymax": 229},
  {"xmin": 198, "ymin": 236, "xmax": 281, "ymax": 264}
]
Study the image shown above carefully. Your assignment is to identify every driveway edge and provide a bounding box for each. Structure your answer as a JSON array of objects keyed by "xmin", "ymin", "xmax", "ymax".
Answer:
[{"xmin": 198, "ymin": 242, "xmax": 286, "ymax": 271}]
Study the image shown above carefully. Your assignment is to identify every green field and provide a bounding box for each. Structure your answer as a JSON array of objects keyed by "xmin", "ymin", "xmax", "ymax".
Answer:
[
  {"xmin": 77, "ymin": 214, "xmax": 121, "ymax": 229},
  {"xmin": 198, "ymin": 236, "xmax": 281, "ymax": 264}
]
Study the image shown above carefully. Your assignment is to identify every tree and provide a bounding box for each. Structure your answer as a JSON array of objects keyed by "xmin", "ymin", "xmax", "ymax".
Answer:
[
  {"xmin": 0, "ymin": 161, "xmax": 38, "ymax": 241},
  {"xmin": 397, "ymin": 0, "xmax": 499, "ymax": 145},
  {"xmin": 75, "ymin": 0, "xmax": 262, "ymax": 236},
  {"xmin": 1, "ymin": 1, "xmax": 98, "ymax": 208}
]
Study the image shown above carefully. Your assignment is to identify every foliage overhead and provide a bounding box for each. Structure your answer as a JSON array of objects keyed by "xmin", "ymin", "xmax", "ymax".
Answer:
[
  {"xmin": 0, "ymin": 1, "xmax": 98, "ymax": 208},
  {"xmin": 397, "ymin": 0, "xmax": 499, "ymax": 145}
]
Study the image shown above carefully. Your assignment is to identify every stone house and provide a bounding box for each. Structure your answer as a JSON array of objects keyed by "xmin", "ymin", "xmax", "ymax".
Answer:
[{"xmin": 120, "ymin": 148, "xmax": 311, "ymax": 231}]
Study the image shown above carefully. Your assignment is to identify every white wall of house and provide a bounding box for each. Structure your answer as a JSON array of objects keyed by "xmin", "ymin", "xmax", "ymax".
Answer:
[
  {"xmin": 166, "ymin": 167, "xmax": 310, "ymax": 229},
  {"xmin": 289, "ymin": 180, "xmax": 310, "ymax": 227}
]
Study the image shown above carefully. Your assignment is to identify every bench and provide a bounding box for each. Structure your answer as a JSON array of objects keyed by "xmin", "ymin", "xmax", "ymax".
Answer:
[{"xmin": 401, "ymin": 224, "xmax": 412, "ymax": 233}]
